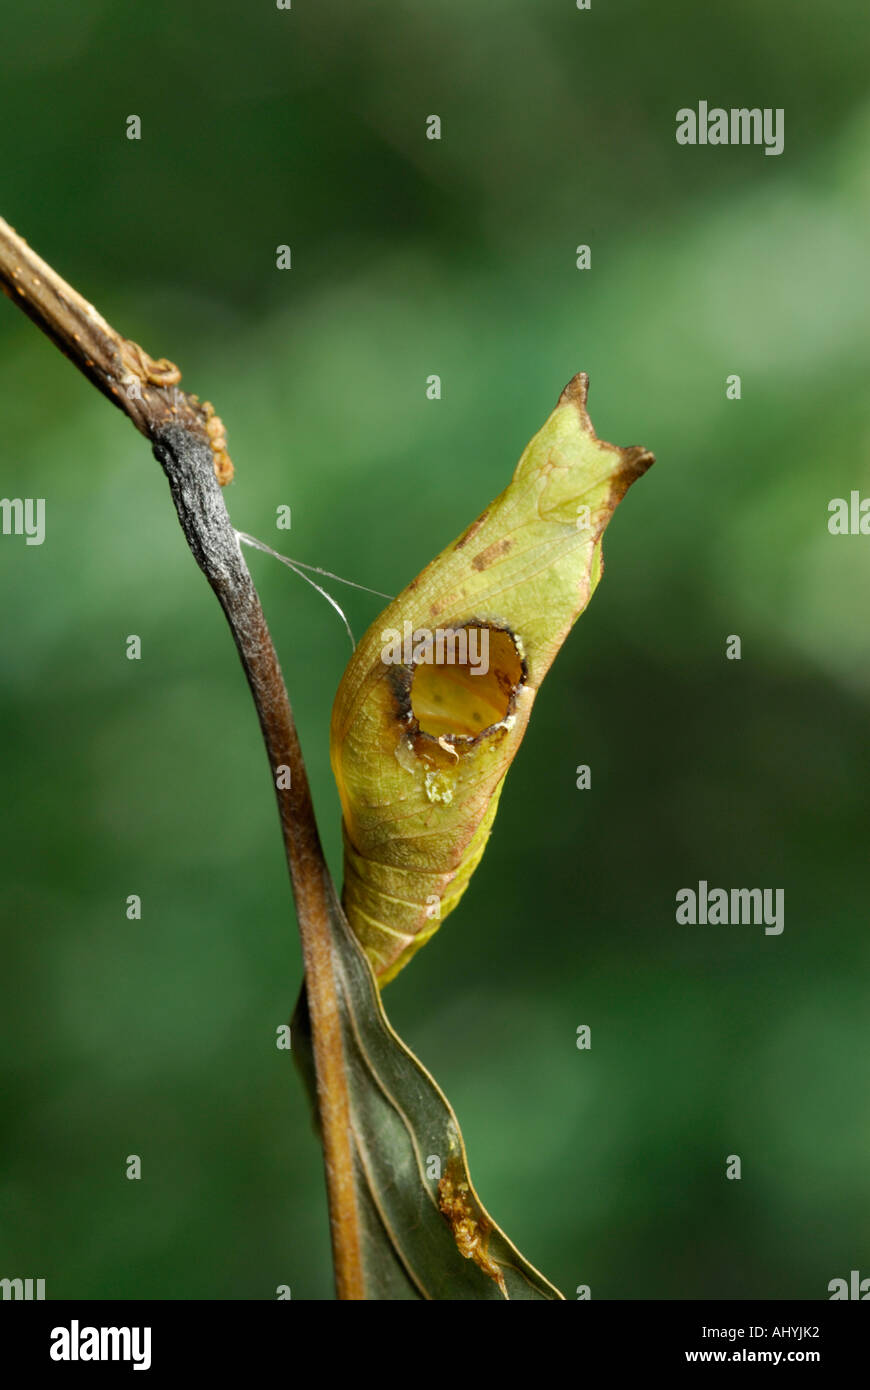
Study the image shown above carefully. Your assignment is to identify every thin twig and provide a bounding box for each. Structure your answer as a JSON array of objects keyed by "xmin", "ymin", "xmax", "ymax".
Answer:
[
  {"xmin": 0, "ymin": 215, "xmax": 364, "ymax": 1299},
  {"xmin": 0, "ymin": 215, "xmax": 233, "ymax": 484}
]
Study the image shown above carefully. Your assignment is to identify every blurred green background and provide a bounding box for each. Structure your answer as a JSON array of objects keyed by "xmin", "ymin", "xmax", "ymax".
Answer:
[{"xmin": 1, "ymin": 0, "xmax": 869, "ymax": 1300}]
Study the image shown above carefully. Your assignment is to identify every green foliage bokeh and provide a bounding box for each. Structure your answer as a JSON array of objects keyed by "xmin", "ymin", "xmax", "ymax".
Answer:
[{"xmin": 1, "ymin": 1, "xmax": 869, "ymax": 1299}]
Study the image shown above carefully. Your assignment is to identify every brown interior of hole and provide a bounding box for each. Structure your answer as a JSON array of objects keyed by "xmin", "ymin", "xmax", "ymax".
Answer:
[{"xmin": 410, "ymin": 627, "xmax": 523, "ymax": 739}]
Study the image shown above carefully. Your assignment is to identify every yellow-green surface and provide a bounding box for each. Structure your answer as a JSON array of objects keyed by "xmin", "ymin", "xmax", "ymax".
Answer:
[{"xmin": 332, "ymin": 376, "xmax": 652, "ymax": 982}]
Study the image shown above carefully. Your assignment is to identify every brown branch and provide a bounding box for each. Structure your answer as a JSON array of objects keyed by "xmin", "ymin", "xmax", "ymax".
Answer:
[
  {"xmin": 0, "ymin": 215, "xmax": 233, "ymax": 484},
  {"xmin": 0, "ymin": 215, "xmax": 364, "ymax": 1299}
]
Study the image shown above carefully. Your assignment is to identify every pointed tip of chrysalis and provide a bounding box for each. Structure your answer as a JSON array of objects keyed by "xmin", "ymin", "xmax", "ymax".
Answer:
[
  {"xmin": 558, "ymin": 371, "xmax": 655, "ymax": 488},
  {"xmin": 558, "ymin": 371, "xmax": 590, "ymax": 412},
  {"xmin": 622, "ymin": 442, "xmax": 656, "ymax": 484}
]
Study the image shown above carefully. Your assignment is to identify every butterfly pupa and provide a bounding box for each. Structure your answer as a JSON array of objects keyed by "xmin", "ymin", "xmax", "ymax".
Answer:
[{"xmin": 330, "ymin": 374, "xmax": 653, "ymax": 984}]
